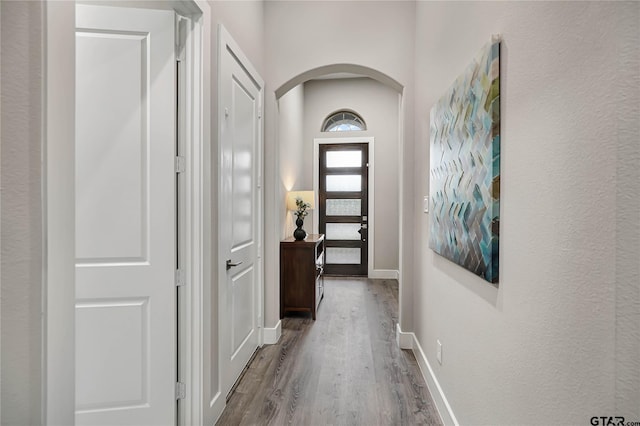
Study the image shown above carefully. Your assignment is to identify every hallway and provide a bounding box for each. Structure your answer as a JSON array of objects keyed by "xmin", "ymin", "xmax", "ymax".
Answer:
[{"xmin": 217, "ymin": 277, "xmax": 442, "ymax": 425}]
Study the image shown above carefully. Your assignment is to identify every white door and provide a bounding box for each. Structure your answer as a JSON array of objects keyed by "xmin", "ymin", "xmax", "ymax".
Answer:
[
  {"xmin": 218, "ymin": 28, "xmax": 264, "ymax": 398},
  {"xmin": 75, "ymin": 5, "xmax": 177, "ymax": 425}
]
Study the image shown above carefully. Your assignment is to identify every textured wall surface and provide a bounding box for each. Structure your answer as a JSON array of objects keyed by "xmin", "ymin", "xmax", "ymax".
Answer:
[
  {"xmin": 1, "ymin": 2, "xmax": 44, "ymax": 424},
  {"xmin": 614, "ymin": 0, "xmax": 640, "ymax": 415},
  {"xmin": 265, "ymin": 1, "xmax": 414, "ymax": 94},
  {"xmin": 414, "ymin": 1, "xmax": 639, "ymax": 423}
]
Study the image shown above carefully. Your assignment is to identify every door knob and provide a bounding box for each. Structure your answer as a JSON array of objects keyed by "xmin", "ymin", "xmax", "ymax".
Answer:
[{"xmin": 226, "ymin": 259, "xmax": 243, "ymax": 270}]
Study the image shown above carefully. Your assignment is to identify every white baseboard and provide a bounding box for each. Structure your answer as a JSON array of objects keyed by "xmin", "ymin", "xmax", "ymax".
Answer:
[
  {"xmin": 396, "ymin": 325, "xmax": 458, "ymax": 426},
  {"xmin": 369, "ymin": 269, "xmax": 399, "ymax": 280},
  {"xmin": 396, "ymin": 323, "xmax": 414, "ymax": 349},
  {"xmin": 263, "ymin": 320, "xmax": 281, "ymax": 344}
]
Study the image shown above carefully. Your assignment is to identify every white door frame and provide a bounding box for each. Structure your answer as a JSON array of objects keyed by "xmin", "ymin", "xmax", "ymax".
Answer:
[
  {"xmin": 173, "ymin": 2, "xmax": 209, "ymax": 425},
  {"xmin": 44, "ymin": 1, "xmax": 210, "ymax": 424},
  {"xmin": 313, "ymin": 136, "xmax": 375, "ymax": 277}
]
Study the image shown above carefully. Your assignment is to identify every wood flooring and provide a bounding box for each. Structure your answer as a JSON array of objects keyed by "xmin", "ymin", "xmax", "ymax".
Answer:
[{"xmin": 216, "ymin": 277, "xmax": 442, "ymax": 426}]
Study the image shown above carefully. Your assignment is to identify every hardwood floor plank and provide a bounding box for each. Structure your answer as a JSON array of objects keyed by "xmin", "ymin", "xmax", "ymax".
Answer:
[{"xmin": 216, "ymin": 277, "xmax": 442, "ymax": 426}]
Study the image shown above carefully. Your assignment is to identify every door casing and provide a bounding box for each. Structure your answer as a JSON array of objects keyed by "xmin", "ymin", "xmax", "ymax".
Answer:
[
  {"xmin": 171, "ymin": 4, "xmax": 209, "ymax": 425},
  {"xmin": 313, "ymin": 136, "xmax": 375, "ymax": 277}
]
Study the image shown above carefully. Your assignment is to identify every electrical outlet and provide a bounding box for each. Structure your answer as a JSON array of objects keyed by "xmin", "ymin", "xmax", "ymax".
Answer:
[
  {"xmin": 423, "ymin": 196, "xmax": 429, "ymax": 213},
  {"xmin": 437, "ymin": 340, "xmax": 442, "ymax": 365}
]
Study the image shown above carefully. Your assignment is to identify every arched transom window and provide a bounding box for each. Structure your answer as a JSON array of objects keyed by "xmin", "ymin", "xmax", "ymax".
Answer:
[{"xmin": 322, "ymin": 110, "xmax": 366, "ymax": 132}]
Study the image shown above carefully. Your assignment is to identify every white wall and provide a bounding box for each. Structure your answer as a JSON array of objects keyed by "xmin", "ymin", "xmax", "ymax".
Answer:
[
  {"xmin": 615, "ymin": 0, "xmax": 640, "ymax": 411},
  {"xmin": 1, "ymin": 2, "xmax": 44, "ymax": 423},
  {"xmin": 264, "ymin": 84, "xmax": 306, "ymax": 327},
  {"xmin": 413, "ymin": 1, "xmax": 640, "ymax": 424},
  {"xmin": 303, "ymin": 78, "xmax": 399, "ymax": 271},
  {"xmin": 0, "ymin": 4, "xmax": 3, "ymax": 416},
  {"xmin": 0, "ymin": 3, "xmax": 3, "ymax": 418},
  {"xmin": 208, "ymin": 0, "xmax": 263, "ymax": 75},
  {"xmin": 265, "ymin": 1, "xmax": 414, "ymax": 94},
  {"xmin": 264, "ymin": 0, "xmax": 416, "ymax": 330},
  {"xmin": 278, "ymin": 84, "xmax": 306, "ymax": 240}
]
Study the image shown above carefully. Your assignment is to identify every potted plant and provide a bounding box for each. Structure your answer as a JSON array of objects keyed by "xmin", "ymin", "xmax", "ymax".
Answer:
[{"xmin": 293, "ymin": 197, "xmax": 311, "ymax": 240}]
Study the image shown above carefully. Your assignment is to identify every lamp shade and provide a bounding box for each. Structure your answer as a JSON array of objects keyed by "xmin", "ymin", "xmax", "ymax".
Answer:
[{"xmin": 287, "ymin": 191, "xmax": 315, "ymax": 211}]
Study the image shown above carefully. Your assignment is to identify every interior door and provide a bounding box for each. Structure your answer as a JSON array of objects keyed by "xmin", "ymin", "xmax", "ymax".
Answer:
[
  {"xmin": 319, "ymin": 143, "xmax": 369, "ymax": 276},
  {"xmin": 75, "ymin": 5, "xmax": 177, "ymax": 425},
  {"xmin": 219, "ymin": 30, "xmax": 263, "ymax": 398}
]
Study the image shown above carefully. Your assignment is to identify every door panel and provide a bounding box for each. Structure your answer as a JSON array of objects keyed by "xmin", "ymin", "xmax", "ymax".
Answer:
[
  {"xmin": 319, "ymin": 144, "xmax": 369, "ymax": 276},
  {"xmin": 231, "ymin": 266, "xmax": 255, "ymax": 355},
  {"xmin": 76, "ymin": 298, "xmax": 149, "ymax": 411},
  {"xmin": 75, "ymin": 31, "xmax": 149, "ymax": 263},
  {"xmin": 219, "ymin": 32, "xmax": 263, "ymax": 398},
  {"xmin": 231, "ymin": 78, "xmax": 256, "ymax": 248},
  {"xmin": 75, "ymin": 5, "xmax": 176, "ymax": 425}
]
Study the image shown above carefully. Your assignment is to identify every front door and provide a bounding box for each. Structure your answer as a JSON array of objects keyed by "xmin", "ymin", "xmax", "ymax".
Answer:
[
  {"xmin": 218, "ymin": 29, "xmax": 264, "ymax": 397},
  {"xmin": 75, "ymin": 5, "xmax": 177, "ymax": 425},
  {"xmin": 319, "ymin": 143, "xmax": 369, "ymax": 276}
]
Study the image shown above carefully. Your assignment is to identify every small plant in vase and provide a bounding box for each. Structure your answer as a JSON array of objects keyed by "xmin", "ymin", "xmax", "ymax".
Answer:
[{"xmin": 293, "ymin": 197, "xmax": 311, "ymax": 240}]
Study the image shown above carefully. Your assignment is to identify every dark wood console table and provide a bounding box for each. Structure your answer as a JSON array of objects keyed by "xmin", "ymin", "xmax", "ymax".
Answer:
[{"xmin": 280, "ymin": 234, "xmax": 325, "ymax": 320}]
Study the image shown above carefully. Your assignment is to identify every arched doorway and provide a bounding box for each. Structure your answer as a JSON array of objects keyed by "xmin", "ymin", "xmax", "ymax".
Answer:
[{"xmin": 271, "ymin": 63, "xmax": 407, "ymax": 331}]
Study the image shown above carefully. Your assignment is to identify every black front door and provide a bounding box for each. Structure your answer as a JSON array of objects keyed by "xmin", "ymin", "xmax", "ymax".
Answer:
[{"xmin": 319, "ymin": 143, "xmax": 368, "ymax": 276}]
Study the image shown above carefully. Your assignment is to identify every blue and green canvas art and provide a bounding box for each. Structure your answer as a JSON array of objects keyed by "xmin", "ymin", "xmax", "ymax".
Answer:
[{"xmin": 429, "ymin": 40, "xmax": 500, "ymax": 284}]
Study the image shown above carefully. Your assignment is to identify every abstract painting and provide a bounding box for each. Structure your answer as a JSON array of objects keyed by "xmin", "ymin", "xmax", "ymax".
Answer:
[{"xmin": 429, "ymin": 39, "xmax": 500, "ymax": 284}]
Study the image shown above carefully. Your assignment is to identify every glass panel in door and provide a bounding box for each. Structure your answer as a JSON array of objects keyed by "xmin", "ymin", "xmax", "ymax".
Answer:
[{"xmin": 325, "ymin": 199, "xmax": 361, "ymax": 216}]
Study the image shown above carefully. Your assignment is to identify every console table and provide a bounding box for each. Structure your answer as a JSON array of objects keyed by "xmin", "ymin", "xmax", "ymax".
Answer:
[{"xmin": 280, "ymin": 234, "xmax": 325, "ymax": 320}]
